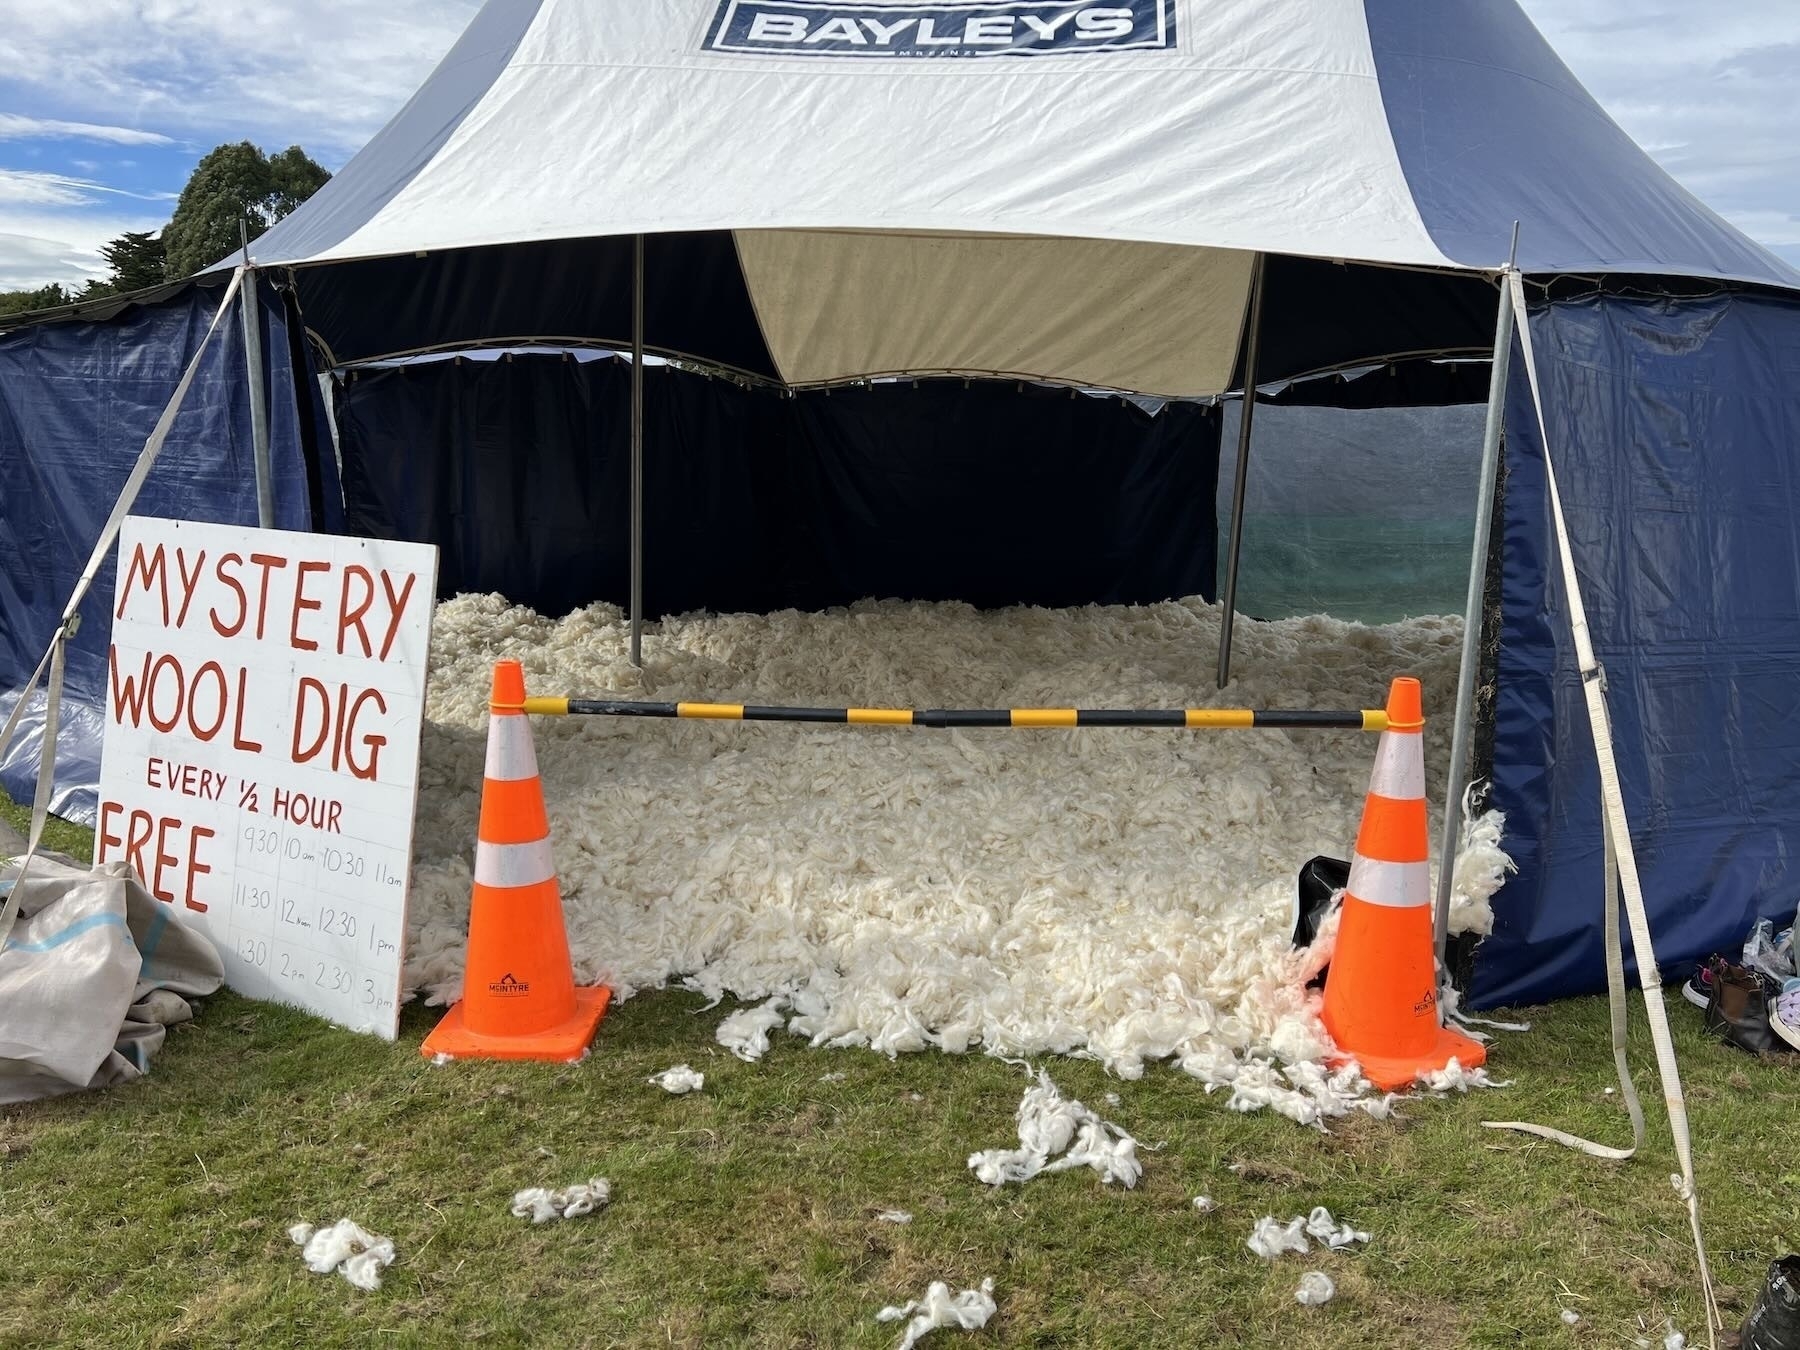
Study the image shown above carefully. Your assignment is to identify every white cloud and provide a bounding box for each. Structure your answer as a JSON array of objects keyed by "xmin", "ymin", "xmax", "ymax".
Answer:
[
  {"xmin": 0, "ymin": 170, "xmax": 108, "ymax": 208},
  {"xmin": 1720, "ymin": 209, "xmax": 1800, "ymax": 250},
  {"xmin": 0, "ymin": 232, "xmax": 99, "ymax": 293},
  {"xmin": 1516, "ymin": 1, "xmax": 1800, "ymax": 266},
  {"xmin": 0, "ymin": 1, "xmax": 480, "ymax": 159},
  {"xmin": 0, "ymin": 172, "xmax": 169, "ymax": 289},
  {"xmin": 0, "ymin": 169, "xmax": 173, "ymax": 209},
  {"xmin": 0, "ymin": 113, "xmax": 174, "ymax": 147},
  {"xmin": 0, "ymin": 205, "xmax": 165, "ymax": 291},
  {"xmin": 0, "ymin": 232, "xmax": 86, "ymax": 292},
  {"xmin": 0, "ymin": 2, "xmax": 478, "ymax": 292}
]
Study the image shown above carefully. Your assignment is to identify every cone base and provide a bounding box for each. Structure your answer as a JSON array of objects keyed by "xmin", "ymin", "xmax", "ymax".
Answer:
[
  {"xmin": 1335, "ymin": 1024, "xmax": 1487, "ymax": 1092},
  {"xmin": 420, "ymin": 985, "xmax": 611, "ymax": 1063}
]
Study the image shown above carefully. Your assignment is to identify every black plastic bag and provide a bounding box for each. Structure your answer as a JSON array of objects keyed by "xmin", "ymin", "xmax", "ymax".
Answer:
[
  {"xmin": 1294, "ymin": 856, "xmax": 1348, "ymax": 949},
  {"xmin": 1743, "ymin": 1255, "xmax": 1800, "ymax": 1350}
]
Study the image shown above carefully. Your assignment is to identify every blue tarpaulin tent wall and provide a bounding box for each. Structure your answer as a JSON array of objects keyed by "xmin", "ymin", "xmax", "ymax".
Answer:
[
  {"xmin": 5, "ymin": 0, "xmax": 1800, "ymax": 1023},
  {"xmin": 0, "ymin": 282, "xmax": 320, "ymax": 825},
  {"xmin": 11, "ymin": 278, "xmax": 1800, "ymax": 1013},
  {"xmin": 1475, "ymin": 288, "xmax": 1800, "ymax": 1008},
  {"xmin": 334, "ymin": 357, "xmax": 1224, "ymax": 620}
]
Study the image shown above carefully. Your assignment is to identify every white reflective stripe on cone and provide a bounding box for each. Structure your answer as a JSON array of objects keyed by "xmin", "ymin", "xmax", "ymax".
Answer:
[
  {"xmin": 474, "ymin": 836, "xmax": 556, "ymax": 889},
  {"xmin": 1346, "ymin": 853, "xmax": 1431, "ymax": 909},
  {"xmin": 1365, "ymin": 742, "xmax": 1425, "ymax": 801},
  {"xmin": 484, "ymin": 716, "xmax": 540, "ymax": 783}
]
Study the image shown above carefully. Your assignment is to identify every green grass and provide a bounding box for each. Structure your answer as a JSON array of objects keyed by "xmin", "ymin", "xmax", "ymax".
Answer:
[
  {"xmin": 0, "ymin": 787, "xmax": 101, "ymax": 860},
  {"xmin": 4, "ymin": 803, "xmax": 1797, "ymax": 1349}
]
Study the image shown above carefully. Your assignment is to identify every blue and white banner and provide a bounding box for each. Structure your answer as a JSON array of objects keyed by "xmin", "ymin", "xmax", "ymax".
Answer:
[{"xmin": 704, "ymin": 0, "xmax": 1177, "ymax": 58}]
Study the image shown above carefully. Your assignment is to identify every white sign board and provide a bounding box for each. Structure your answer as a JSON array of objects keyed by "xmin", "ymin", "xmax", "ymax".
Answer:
[{"xmin": 96, "ymin": 518, "xmax": 439, "ymax": 1039}]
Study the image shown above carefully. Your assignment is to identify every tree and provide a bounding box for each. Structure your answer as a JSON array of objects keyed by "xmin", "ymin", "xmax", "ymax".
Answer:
[
  {"xmin": 0, "ymin": 283, "xmax": 71, "ymax": 318},
  {"xmin": 161, "ymin": 141, "xmax": 331, "ymax": 279},
  {"xmin": 1, "ymin": 143, "xmax": 328, "ymax": 306},
  {"xmin": 266, "ymin": 146, "xmax": 332, "ymax": 219},
  {"xmin": 100, "ymin": 231, "xmax": 168, "ymax": 292}
]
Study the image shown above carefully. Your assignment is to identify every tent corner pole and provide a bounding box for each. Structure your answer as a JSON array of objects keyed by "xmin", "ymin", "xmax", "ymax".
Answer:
[
  {"xmin": 238, "ymin": 261, "xmax": 275, "ymax": 530},
  {"xmin": 1216, "ymin": 253, "xmax": 1267, "ymax": 689},
  {"xmin": 1433, "ymin": 279, "xmax": 1515, "ymax": 961},
  {"xmin": 630, "ymin": 234, "xmax": 645, "ymax": 668}
]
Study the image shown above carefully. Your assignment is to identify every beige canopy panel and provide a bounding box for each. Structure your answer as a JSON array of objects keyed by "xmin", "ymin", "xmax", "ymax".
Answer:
[{"xmin": 735, "ymin": 231, "xmax": 1256, "ymax": 397}]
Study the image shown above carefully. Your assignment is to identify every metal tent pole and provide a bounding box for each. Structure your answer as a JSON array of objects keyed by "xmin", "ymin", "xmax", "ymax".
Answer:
[
  {"xmin": 238, "ymin": 260, "xmax": 275, "ymax": 529},
  {"xmin": 1433, "ymin": 276, "xmax": 1516, "ymax": 960},
  {"xmin": 630, "ymin": 234, "xmax": 645, "ymax": 668},
  {"xmin": 1216, "ymin": 253, "xmax": 1267, "ymax": 688}
]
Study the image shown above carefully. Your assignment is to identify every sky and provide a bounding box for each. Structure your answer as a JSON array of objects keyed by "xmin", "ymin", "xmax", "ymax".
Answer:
[{"xmin": 0, "ymin": 1, "xmax": 1796, "ymax": 291}]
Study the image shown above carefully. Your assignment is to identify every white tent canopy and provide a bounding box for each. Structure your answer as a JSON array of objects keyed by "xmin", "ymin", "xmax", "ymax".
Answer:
[{"xmin": 238, "ymin": 0, "xmax": 1799, "ymax": 398}]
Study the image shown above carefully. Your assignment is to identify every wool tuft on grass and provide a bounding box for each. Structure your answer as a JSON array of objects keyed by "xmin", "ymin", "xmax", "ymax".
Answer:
[
  {"xmin": 510, "ymin": 1178, "xmax": 611, "ymax": 1223},
  {"xmin": 1417, "ymin": 1058, "xmax": 1511, "ymax": 1094},
  {"xmin": 1296, "ymin": 1272, "xmax": 1336, "ymax": 1306},
  {"xmin": 1247, "ymin": 1207, "xmax": 1369, "ymax": 1258},
  {"xmin": 1247, "ymin": 1215, "xmax": 1312, "ymax": 1259},
  {"xmin": 968, "ymin": 1068, "xmax": 1142, "ymax": 1188},
  {"xmin": 409, "ymin": 596, "xmax": 1507, "ymax": 1120},
  {"xmin": 876, "ymin": 1277, "xmax": 997, "ymax": 1349},
  {"xmin": 290, "ymin": 1218, "xmax": 395, "ymax": 1290},
  {"xmin": 716, "ymin": 997, "xmax": 789, "ymax": 1062},
  {"xmin": 649, "ymin": 1064, "xmax": 705, "ymax": 1094}
]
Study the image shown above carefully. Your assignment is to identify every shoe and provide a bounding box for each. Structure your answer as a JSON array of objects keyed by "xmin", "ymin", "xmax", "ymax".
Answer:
[
  {"xmin": 1771, "ymin": 979, "xmax": 1800, "ymax": 1054},
  {"xmin": 1681, "ymin": 955, "xmax": 1726, "ymax": 1009},
  {"xmin": 1704, "ymin": 962, "xmax": 1776, "ymax": 1054}
]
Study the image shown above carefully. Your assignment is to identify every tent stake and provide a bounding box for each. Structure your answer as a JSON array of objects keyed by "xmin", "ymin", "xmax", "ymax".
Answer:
[
  {"xmin": 1434, "ymin": 274, "xmax": 1515, "ymax": 961},
  {"xmin": 630, "ymin": 234, "xmax": 645, "ymax": 668},
  {"xmin": 238, "ymin": 228, "xmax": 274, "ymax": 529},
  {"xmin": 1216, "ymin": 253, "xmax": 1266, "ymax": 688}
]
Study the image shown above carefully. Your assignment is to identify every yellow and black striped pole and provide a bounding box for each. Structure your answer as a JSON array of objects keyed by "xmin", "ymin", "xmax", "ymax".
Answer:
[{"xmin": 518, "ymin": 696, "xmax": 1388, "ymax": 732}]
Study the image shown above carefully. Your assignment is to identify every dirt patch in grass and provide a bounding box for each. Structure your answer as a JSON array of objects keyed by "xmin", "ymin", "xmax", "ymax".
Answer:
[{"xmin": 1227, "ymin": 1158, "xmax": 1307, "ymax": 1186}]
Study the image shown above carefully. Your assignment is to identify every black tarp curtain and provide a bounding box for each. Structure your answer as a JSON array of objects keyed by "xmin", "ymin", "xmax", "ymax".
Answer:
[
  {"xmin": 289, "ymin": 239, "xmax": 1501, "ymax": 386},
  {"xmin": 335, "ymin": 357, "xmax": 1224, "ymax": 619}
]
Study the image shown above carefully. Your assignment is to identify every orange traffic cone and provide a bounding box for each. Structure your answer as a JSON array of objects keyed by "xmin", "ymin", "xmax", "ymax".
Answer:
[
  {"xmin": 1321, "ymin": 676, "xmax": 1485, "ymax": 1090},
  {"xmin": 420, "ymin": 660, "xmax": 609, "ymax": 1063}
]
